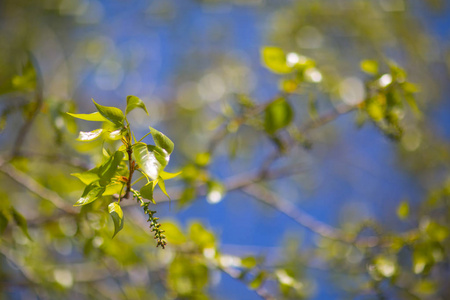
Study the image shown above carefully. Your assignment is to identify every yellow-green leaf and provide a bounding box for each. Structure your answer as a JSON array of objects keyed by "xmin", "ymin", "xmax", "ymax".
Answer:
[
  {"xmin": 66, "ymin": 112, "xmax": 108, "ymax": 122},
  {"xmin": 264, "ymin": 98, "xmax": 294, "ymax": 134},
  {"xmin": 397, "ymin": 200, "xmax": 409, "ymax": 220},
  {"xmin": 360, "ymin": 60, "xmax": 379, "ymax": 75},
  {"xmin": 261, "ymin": 47, "xmax": 293, "ymax": 74},
  {"xmin": 160, "ymin": 171, "xmax": 182, "ymax": 180},
  {"xmin": 108, "ymin": 202, "xmax": 124, "ymax": 238}
]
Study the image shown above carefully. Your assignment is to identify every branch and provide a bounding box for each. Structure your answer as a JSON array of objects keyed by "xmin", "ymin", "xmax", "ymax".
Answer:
[
  {"xmin": 11, "ymin": 54, "xmax": 44, "ymax": 157},
  {"xmin": 0, "ymin": 158, "xmax": 76, "ymax": 214}
]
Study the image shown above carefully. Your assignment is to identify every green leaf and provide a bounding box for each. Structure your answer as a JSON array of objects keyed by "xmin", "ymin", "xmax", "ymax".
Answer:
[
  {"xmin": 157, "ymin": 177, "xmax": 170, "ymax": 200},
  {"xmin": 11, "ymin": 208, "xmax": 32, "ymax": 240},
  {"xmin": 71, "ymin": 167, "xmax": 100, "ymax": 185},
  {"xmin": 77, "ymin": 129, "xmax": 103, "ymax": 142},
  {"xmin": 140, "ymin": 182, "xmax": 155, "ymax": 204},
  {"xmin": 424, "ymin": 221, "xmax": 449, "ymax": 242},
  {"xmin": 160, "ymin": 171, "xmax": 182, "ymax": 180},
  {"xmin": 133, "ymin": 143, "xmax": 169, "ymax": 180},
  {"xmin": 264, "ymin": 98, "xmax": 294, "ymax": 134},
  {"xmin": 98, "ymin": 151, "xmax": 124, "ymax": 186},
  {"xmin": 261, "ymin": 47, "xmax": 293, "ymax": 74},
  {"xmin": 66, "ymin": 112, "xmax": 108, "ymax": 122},
  {"xmin": 108, "ymin": 202, "xmax": 124, "ymax": 238},
  {"xmin": 241, "ymin": 256, "xmax": 258, "ymax": 269},
  {"xmin": 0, "ymin": 211, "xmax": 8, "ymax": 234},
  {"xmin": 397, "ymin": 200, "xmax": 409, "ymax": 220},
  {"xmin": 360, "ymin": 60, "xmax": 379, "ymax": 75},
  {"xmin": 103, "ymin": 182, "xmax": 124, "ymax": 196},
  {"xmin": 92, "ymin": 99, "xmax": 125, "ymax": 128},
  {"xmin": 74, "ymin": 183, "xmax": 105, "ymax": 206},
  {"xmin": 126, "ymin": 95, "xmax": 148, "ymax": 115},
  {"xmin": 149, "ymin": 127, "xmax": 174, "ymax": 154},
  {"xmin": 12, "ymin": 59, "xmax": 36, "ymax": 91},
  {"xmin": 249, "ymin": 271, "xmax": 267, "ymax": 290}
]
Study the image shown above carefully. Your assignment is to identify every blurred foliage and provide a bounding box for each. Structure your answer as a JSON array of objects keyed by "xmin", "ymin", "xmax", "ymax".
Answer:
[{"xmin": 1, "ymin": 0, "xmax": 450, "ymax": 299}]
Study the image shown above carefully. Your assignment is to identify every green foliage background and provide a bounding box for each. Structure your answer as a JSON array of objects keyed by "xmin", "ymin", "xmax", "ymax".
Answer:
[{"xmin": 1, "ymin": 0, "xmax": 450, "ymax": 299}]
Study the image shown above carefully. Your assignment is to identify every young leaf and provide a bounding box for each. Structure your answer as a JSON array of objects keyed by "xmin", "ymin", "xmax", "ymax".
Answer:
[
  {"xmin": 397, "ymin": 201, "xmax": 409, "ymax": 220},
  {"xmin": 74, "ymin": 183, "xmax": 105, "ymax": 206},
  {"xmin": 106, "ymin": 129, "xmax": 124, "ymax": 140},
  {"xmin": 108, "ymin": 202, "xmax": 124, "ymax": 238},
  {"xmin": 133, "ymin": 143, "xmax": 169, "ymax": 180},
  {"xmin": 158, "ymin": 177, "xmax": 170, "ymax": 200},
  {"xmin": 160, "ymin": 171, "xmax": 182, "ymax": 180},
  {"xmin": 264, "ymin": 98, "xmax": 294, "ymax": 135},
  {"xmin": 360, "ymin": 60, "xmax": 379, "ymax": 75},
  {"xmin": 98, "ymin": 151, "xmax": 124, "ymax": 186},
  {"xmin": 103, "ymin": 182, "xmax": 124, "ymax": 196},
  {"xmin": 149, "ymin": 127, "xmax": 174, "ymax": 154},
  {"xmin": 11, "ymin": 208, "xmax": 32, "ymax": 240},
  {"xmin": 92, "ymin": 99, "xmax": 125, "ymax": 128},
  {"xmin": 77, "ymin": 129, "xmax": 103, "ymax": 142},
  {"xmin": 126, "ymin": 95, "xmax": 148, "ymax": 115},
  {"xmin": 71, "ymin": 167, "xmax": 100, "ymax": 185},
  {"xmin": 140, "ymin": 182, "xmax": 155, "ymax": 204},
  {"xmin": 66, "ymin": 112, "xmax": 108, "ymax": 122},
  {"xmin": 261, "ymin": 47, "xmax": 293, "ymax": 74}
]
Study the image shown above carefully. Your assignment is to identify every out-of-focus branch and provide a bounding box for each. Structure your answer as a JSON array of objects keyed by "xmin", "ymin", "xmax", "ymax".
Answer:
[
  {"xmin": 11, "ymin": 54, "xmax": 44, "ymax": 157},
  {"xmin": 216, "ymin": 264, "xmax": 277, "ymax": 300},
  {"xmin": 0, "ymin": 158, "xmax": 76, "ymax": 214},
  {"xmin": 241, "ymin": 184, "xmax": 419, "ymax": 248},
  {"xmin": 242, "ymin": 184, "xmax": 348, "ymax": 242}
]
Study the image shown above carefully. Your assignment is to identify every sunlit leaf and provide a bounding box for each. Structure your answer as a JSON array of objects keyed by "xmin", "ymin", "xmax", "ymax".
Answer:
[
  {"xmin": 108, "ymin": 202, "xmax": 124, "ymax": 238},
  {"xmin": 133, "ymin": 142, "xmax": 169, "ymax": 180},
  {"xmin": 264, "ymin": 98, "xmax": 294, "ymax": 134},
  {"xmin": 71, "ymin": 167, "xmax": 100, "ymax": 185},
  {"xmin": 157, "ymin": 177, "xmax": 170, "ymax": 200},
  {"xmin": 11, "ymin": 207, "xmax": 32, "ymax": 240},
  {"xmin": 103, "ymin": 182, "xmax": 124, "ymax": 196},
  {"xmin": 77, "ymin": 129, "xmax": 103, "ymax": 142},
  {"xmin": 261, "ymin": 47, "xmax": 293, "ymax": 74},
  {"xmin": 66, "ymin": 112, "xmax": 108, "ymax": 122},
  {"xmin": 160, "ymin": 171, "xmax": 182, "ymax": 180},
  {"xmin": 126, "ymin": 95, "xmax": 148, "ymax": 115},
  {"xmin": 74, "ymin": 183, "xmax": 105, "ymax": 206},
  {"xmin": 149, "ymin": 127, "xmax": 174, "ymax": 154},
  {"xmin": 92, "ymin": 99, "xmax": 125, "ymax": 128}
]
